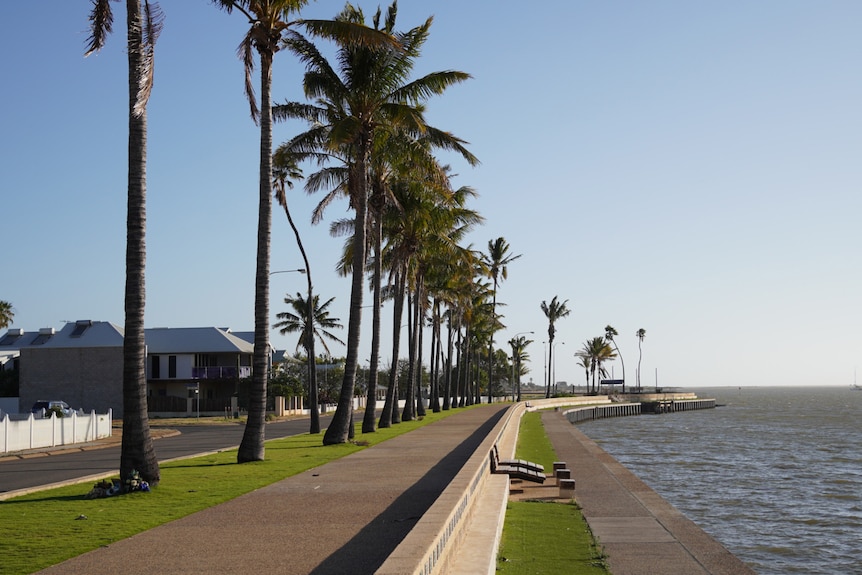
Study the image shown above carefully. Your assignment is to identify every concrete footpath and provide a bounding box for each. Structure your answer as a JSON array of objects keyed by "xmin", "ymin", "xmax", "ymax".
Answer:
[
  {"xmin": 35, "ymin": 405, "xmax": 508, "ymax": 575},
  {"xmin": 540, "ymin": 410, "xmax": 757, "ymax": 575}
]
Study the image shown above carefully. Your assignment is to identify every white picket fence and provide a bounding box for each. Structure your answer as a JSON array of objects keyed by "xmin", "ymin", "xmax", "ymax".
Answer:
[{"xmin": 1, "ymin": 410, "xmax": 113, "ymax": 454}]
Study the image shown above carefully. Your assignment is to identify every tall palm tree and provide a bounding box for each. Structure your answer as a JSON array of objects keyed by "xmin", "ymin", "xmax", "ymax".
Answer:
[
  {"xmin": 636, "ymin": 328, "xmax": 646, "ymax": 391},
  {"xmin": 213, "ymin": 0, "xmax": 310, "ymax": 463},
  {"xmin": 604, "ymin": 324, "xmax": 625, "ymax": 393},
  {"xmin": 0, "ymin": 301, "xmax": 14, "ymax": 330},
  {"xmin": 280, "ymin": 5, "xmax": 473, "ymax": 444},
  {"xmin": 86, "ymin": 0, "xmax": 162, "ymax": 487},
  {"xmin": 272, "ymin": 151, "xmax": 324, "ymax": 433},
  {"xmin": 540, "ymin": 297, "xmax": 570, "ymax": 398},
  {"xmin": 483, "ymin": 238, "xmax": 521, "ymax": 404}
]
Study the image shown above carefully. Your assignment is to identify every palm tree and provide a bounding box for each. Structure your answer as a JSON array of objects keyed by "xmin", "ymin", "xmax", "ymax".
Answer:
[
  {"xmin": 576, "ymin": 353, "xmax": 591, "ymax": 391},
  {"xmin": 508, "ymin": 335, "xmax": 532, "ymax": 402},
  {"xmin": 214, "ymin": 0, "xmax": 310, "ymax": 463},
  {"xmin": 636, "ymin": 328, "xmax": 646, "ymax": 391},
  {"xmin": 274, "ymin": 293, "xmax": 344, "ymax": 356},
  {"xmin": 540, "ymin": 297, "xmax": 570, "ymax": 398},
  {"xmin": 279, "ymin": 5, "xmax": 474, "ymax": 444},
  {"xmin": 86, "ymin": 0, "xmax": 162, "ymax": 488},
  {"xmin": 604, "ymin": 325, "xmax": 625, "ymax": 393},
  {"xmin": 483, "ymin": 238, "xmax": 521, "ymax": 404},
  {"xmin": 580, "ymin": 336, "xmax": 617, "ymax": 393},
  {"xmin": 272, "ymin": 151, "xmax": 325, "ymax": 433},
  {"xmin": 0, "ymin": 301, "xmax": 14, "ymax": 330}
]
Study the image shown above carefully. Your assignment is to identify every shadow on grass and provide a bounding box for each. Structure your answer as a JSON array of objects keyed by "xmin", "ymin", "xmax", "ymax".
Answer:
[{"xmin": 0, "ymin": 493, "xmax": 91, "ymax": 504}]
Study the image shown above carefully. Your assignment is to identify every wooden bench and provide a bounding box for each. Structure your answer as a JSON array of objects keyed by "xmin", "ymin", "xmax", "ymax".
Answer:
[{"xmin": 490, "ymin": 445, "xmax": 546, "ymax": 483}]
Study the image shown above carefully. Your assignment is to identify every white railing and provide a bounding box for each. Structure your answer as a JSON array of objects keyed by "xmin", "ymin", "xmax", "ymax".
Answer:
[{"xmin": 1, "ymin": 410, "xmax": 113, "ymax": 454}]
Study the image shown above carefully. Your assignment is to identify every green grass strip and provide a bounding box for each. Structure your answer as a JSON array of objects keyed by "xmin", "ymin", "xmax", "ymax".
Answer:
[
  {"xmin": 496, "ymin": 411, "xmax": 609, "ymax": 574},
  {"xmin": 0, "ymin": 410, "xmax": 459, "ymax": 575}
]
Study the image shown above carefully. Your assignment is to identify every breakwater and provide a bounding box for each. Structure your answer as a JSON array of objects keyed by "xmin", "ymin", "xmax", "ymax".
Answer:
[
  {"xmin": 562, "ymin": 396, "xmax": 715, "ymax": 423},
  {"xmin": 579, "ymin": 386, "xmax": 862, "ymax": 575}
]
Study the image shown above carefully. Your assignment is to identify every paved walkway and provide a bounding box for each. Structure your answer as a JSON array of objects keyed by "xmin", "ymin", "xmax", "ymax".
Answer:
[
  {"xmin": 35, "ymin": 405, "xmax": 508, "ymax": 575},
  {"xmin": 537, "ymin": 410, "xmax": 757, "ymax": 575}
]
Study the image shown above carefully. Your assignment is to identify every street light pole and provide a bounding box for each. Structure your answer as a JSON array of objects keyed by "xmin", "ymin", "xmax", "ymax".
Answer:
[{"xmin": 270, "ymin": 268, "xmax": 306, "ymax": 276}]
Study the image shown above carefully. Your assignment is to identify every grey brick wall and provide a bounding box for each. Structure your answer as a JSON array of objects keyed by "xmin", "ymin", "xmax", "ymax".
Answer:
[{"xmin": 20, "ymin": 347, "xmax": 123, "ymax": 417}]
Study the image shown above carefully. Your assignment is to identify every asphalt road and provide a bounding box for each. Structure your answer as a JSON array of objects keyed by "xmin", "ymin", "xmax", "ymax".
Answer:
[{"xmin": 0, "ymin": 415, "xmax": 332, "ymax": 496}]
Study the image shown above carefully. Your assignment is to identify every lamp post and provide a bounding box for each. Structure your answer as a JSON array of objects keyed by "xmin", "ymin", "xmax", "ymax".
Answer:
[{"xmin": 270, "ymin": 268, "xmax": 306, "ymax": 276}]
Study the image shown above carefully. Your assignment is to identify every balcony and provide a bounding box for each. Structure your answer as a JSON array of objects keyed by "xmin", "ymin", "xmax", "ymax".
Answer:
[{"xmin": 191, "ymin": 366, "xmax": 251, "ymax": 380}]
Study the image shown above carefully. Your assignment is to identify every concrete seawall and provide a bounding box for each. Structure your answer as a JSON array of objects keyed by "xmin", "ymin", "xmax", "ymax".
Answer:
[
  {"xmin": 543, "ymin": 410, "xmax": 756, "ymax": 574},
  {"xmin": 407, "ymin": 396, "xmax": 753, "ymax": 575}
]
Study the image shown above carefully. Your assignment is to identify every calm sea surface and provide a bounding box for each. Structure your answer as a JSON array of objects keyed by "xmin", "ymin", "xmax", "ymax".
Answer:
[{"xmin": 578, "ymin": 386, "xmax": 862, "ymax": 575}]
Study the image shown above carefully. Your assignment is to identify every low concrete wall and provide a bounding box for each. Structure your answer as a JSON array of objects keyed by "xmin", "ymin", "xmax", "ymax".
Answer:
[
  {"xmin": 376, "ymin": 404, "xmax": 523, "ymax": 575},
  {"xmin": 524, "ymin": 396, "xmax": 612, "ymax": 412}
]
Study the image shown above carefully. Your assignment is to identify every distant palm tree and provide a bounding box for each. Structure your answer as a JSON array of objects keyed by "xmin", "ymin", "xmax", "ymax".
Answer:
[
  {"xmin": 484, "ymin": 238, "xmax": 521, "ymax": 403},
  {"xmin": 86, "ymin": 0, "xmax": 162, "ymax": 488},
  {"xmin": 636, "ymin": 328, "xmax": 646, "ymax": 391},
  {"xmin": 508, "ymin": 335, "xmax": 532, "ymax": 402},
  {"xmin": 274, "ymin": 293, "xmax": 345, "ymax": 356},
  {"xmin": 0, "ymin": 301, "xmax": 14, "ymax": 330},
  {"xmin": 604, "ymin": 325, "xmax": 625, "ymax": 392},
  {"xmin": 540, "ymin": 297, "xmax": 570, "ymax": 398},
  {"xmin": 576, "ymin": 353, "xmax": 591, "ymax": 391},
  {"xmin": 581, "ymin": 336, "xmax": 617, "ymax": 393}
]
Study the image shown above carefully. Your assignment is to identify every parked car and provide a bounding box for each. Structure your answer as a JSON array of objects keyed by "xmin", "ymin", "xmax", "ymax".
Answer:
[{"xmin": 31, "ymin": 400, "xmax": 73, "ymax": 418}]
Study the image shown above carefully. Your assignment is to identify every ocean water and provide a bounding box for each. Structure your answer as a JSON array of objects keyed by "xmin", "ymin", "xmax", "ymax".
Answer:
[{"xmin": 578, "ymin": 386, "xmax": 862, "ymax": 575}]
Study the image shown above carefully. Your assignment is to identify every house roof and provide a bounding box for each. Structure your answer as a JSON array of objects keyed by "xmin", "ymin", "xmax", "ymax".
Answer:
[
  {"xmin": 0, "ymin": 321, "xmax": 125, "ymax": 349},
  {"xmin": 2, "ymin": 323, "xmax": 259, "ymax": 355},
  {"xmin": 144, "ymin": 327, "xmax": 254, "ymax": 354}
]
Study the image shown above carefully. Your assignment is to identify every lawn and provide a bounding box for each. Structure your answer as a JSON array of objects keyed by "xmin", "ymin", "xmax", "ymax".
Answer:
[
  {"xmin": 496, "ymin": 411, "xmax": 609, "ymax": 574},
  {"xmin": 0, "ymin": 410, "xmax": 457, "ymax": 575}
]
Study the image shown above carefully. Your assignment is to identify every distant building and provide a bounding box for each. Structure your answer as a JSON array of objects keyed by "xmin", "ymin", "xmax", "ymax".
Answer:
[
  {"xmin": 16, "ymin": 320, "xmax": 124, "ymax": 416},
  {"xmin": 2, "ymin": 321, "xmax": 265, "ymax": 418}
]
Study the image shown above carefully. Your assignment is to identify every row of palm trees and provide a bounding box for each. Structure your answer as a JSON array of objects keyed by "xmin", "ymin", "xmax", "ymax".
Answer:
[
  {"xmin": 87, "ymin": 1, "xmax": 652, "ymax": 489},
  {"xmin": 87, "ymin": 0, "xmax": 524, "ymax": 482}
]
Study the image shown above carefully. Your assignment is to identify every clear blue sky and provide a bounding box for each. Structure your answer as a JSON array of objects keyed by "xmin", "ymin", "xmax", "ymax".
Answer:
[{"xmin": 3, "ymin": 1, "xmax": 861, "ymax": 388}]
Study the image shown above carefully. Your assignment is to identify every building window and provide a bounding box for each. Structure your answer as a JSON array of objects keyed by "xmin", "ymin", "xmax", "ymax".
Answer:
[
  {"xmin": 151, "ymin": 356, "xmax": 161, "ymax": 379},
  {"xmin": 168, "ymin": 355, "xmax": 177, "ymax": 378}
]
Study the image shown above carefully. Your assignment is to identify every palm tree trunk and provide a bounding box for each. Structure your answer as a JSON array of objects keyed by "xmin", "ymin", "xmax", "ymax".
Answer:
[
  {"xmin": 379, "ymin": 271, "xmax": 405, "ymax": 428},
  {"xmin": 120, "ymin": 0, "xmax": 159, "ymax": 486},
  {"xmin": 323, "ymin": 147, "xmax": 369, "ymax": 445},
  {"xmin": 402, "ymin": 291, "xmax": 416, "ymax": 421},
  {"xmin": 278, "ymin": 190, "xmax": 319, "ymax": 434},
  {"xmin": 430, "ymin": 304, "xmax": 441, "ymax": 412},
  {"xmin": 362, "ymin": 213, "xmax": 383, "ymax": 433},
  {"xmin": 416, "ymin": 298, "xmax": 426, "ymax": 417},
  {"xmin": 545, "ymin": 337, "xmax": 552, "ymax": 399},
  {"xmin": 238, "ymin": 46, "xmax": 274, "ymax": 462},
  {"xmin": 442, "ymin": 314, "xmax": 453, "ymax": 410},
  {"xmin": 487, "ymin": 283, "xmax": 497, "ymax": 404}
]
